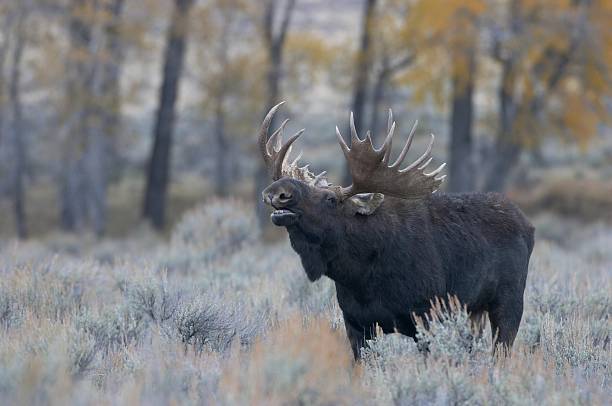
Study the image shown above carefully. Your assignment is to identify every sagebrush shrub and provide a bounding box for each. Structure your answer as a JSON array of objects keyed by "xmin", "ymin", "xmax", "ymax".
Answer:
[
  {"xmin": 170, "ymin": 200, "xmax": 259, "ymax": 261},
  {"xmin": 0, "ymin": 204, "xmax": 609, "ymax": 404},
  {"xmin": 414, "ymin": 296, "xmax": 490, "ymax": 364},
  {"xmin": 123, "ymin": 275, "xmax": 180, "ymax": 323},
  {"xmin": 76, "ymin": 305, "xmax": 148, "ymax": 354},
  {"xmin": 174, "ymin": 296, "xmax": 266, "ymax": 353}
]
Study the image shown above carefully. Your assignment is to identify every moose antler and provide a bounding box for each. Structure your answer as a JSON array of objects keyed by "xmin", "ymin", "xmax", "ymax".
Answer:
[
  {"xmin": 259, "ymin": 102, "xmax": 328, "ymax": 186},
  {"xmin": 335, "ymin": 110, "xmax": 446, "ymax": 201},
  {"xmin": 258, "ymin": 101, "xmax": 305, "ymax": 180}
]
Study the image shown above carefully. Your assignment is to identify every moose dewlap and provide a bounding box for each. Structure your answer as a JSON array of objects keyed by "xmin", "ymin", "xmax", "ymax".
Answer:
[{"xmin": 259, "ymin": 102, "xmax": 535, "ymax": 359}]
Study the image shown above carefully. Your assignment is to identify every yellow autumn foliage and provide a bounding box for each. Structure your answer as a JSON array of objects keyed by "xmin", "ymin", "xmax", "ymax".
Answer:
[{"xmin": 381, "ymin": 0, "xmax": 610, "ymax": 146}]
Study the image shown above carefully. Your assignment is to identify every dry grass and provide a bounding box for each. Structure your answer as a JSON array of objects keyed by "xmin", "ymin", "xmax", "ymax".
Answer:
[
  {"xmin": 0, "ymin": 199, "xmax": 609, "ymax": 405},
  {"xmin": 511, "ymin": 177, "xmax": 612, "ymax": 223}
]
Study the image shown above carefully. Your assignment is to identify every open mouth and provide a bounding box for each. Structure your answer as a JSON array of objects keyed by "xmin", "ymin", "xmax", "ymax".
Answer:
[{"xmin": 270, "ymin": 209, "xmax": 299, "ymax": 226}]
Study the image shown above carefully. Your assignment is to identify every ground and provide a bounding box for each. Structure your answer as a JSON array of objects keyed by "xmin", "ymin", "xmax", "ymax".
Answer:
[{"xmin": 0, "ymin": 199, "xmax": 609, "ymax": 405}]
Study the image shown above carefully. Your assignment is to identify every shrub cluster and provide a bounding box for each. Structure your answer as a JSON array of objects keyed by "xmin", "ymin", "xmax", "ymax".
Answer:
[{"xmin": 0, "ymin": 200, "xmax": 609, "ymax": 404}]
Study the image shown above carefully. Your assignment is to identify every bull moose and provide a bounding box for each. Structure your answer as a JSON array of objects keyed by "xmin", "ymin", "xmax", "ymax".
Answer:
[{"xmin": 259, "ymin": 102, "xmax": 534, "ymax": 358}]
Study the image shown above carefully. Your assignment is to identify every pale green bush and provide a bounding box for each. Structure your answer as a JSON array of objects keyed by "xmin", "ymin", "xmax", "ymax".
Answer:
[
  {"xmin": 166, "ymin": 200, "xmax": 260, "ymax": 272},
  {"xmin": 0, "ymin": 205, "xmax": 609, "ymax": 405}
]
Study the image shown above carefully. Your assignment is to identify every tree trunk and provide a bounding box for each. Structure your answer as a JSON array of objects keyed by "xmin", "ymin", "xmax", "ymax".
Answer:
[
  {"xmin": 60, "ymin": 159, "xmax": 86, "ymax": 231},
  {"xmin": 9, "ymin": 8, "xmax": 27, "ymax": 239},
  {"xmin": 254, "ymin": 0, "xmax": 297, "ymax": 229},
  {"xmin": 214, "ymin": 96, "xmax": 229, "ymax": 197},
  {"xmin": 343, "ymin": 0, "xmax": 376, "ymax": 185},
  {"xmin": 59, "ymin": 0, "xmax": 123, "ymax": 235},
  {"xmin": 101, "ymin": 0, "xmax": 125, "ymax": 166},
  {"xmin": 143, "ymin": 0, "xmax": 194, "ymax": 229},
  {"xmin": 213, "ymin": 12, "xmax": 232, "ymax": 198},
  {"xmin": 60, "ymin": 0, "xmax": 91, "ymax": 232},
  {"xmin": 83, "ymin": 0, "xmax": 125, "ymax": 237},
  {"xmin": 83, "ymin": 126, "xmax": 109, "ymax": 236},
  {"xmin": 254, "ymin": 45, "xmax": 282, "ymax": 227},
  {"xmin": 484, "ymin": 137, "xmax": 521, "ymax": 192},
  {"xmin": 484, "ymin": 60, "xmax": 521, "ymax": 192},
  {"xmin": 369, "ymin": 58, "xmax": 390, "ymax": 143},
  {"xmin": 0, "ymin": 14, "xmax": 11, "ymax": 148},
  {"xmin": 447, "ymin": 48, "xmax": 476, "ymax": 192}
]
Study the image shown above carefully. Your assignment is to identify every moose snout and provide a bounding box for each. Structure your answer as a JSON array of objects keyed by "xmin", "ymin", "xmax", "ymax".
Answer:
[{"xmin": 262, "ymin": 185, "xmax": 296, "ymax": 208}]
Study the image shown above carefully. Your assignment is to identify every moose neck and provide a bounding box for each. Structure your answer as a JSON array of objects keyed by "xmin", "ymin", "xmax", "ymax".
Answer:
[
  {"xmin": 285, "ymin": 213, "xmax": 392, "ymax": 290},
  {"xmin": 286, "ymin": 197, "xmax": 430, "ymax": 289},
  {"xmin": 286, "ymin": 222, "xmax": 335, "ymax": 282}
]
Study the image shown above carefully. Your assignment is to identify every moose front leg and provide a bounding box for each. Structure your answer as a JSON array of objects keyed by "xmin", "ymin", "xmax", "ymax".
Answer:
[{"xmin": 342, "ymin": 314, "xmax": 374, "ymax": 360}]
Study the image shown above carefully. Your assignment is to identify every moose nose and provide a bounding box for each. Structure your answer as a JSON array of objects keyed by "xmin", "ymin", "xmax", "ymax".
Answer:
[
  {"xmin": 263, "ymin": 189, "xmax": 294, "ymax": 207},
  {"xmin": 276, "ymin": 191, "xmax": 292, "ymax": 203}
]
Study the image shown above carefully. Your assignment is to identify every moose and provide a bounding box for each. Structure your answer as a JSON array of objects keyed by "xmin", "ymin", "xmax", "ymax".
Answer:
[{"xmin": 259, "ymin": 102, "xmax": 534, "ymax": 358}]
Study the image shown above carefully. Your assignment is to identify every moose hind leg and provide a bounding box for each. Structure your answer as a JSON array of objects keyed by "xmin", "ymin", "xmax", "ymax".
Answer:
[{"xmin": 489, "ymin": 297, "xmax": 523, "ymax": 356}]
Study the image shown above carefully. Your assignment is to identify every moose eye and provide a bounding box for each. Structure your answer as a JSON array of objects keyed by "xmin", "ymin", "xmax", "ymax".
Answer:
[{"xmin": 326, "ymin": 195, "xmax": 337, "ymax": 207}]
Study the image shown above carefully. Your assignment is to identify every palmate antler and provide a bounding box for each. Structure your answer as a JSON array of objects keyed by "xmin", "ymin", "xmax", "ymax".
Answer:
[
  {"xmin": 258, "ymin": 102, "xmax": 328, "ymax": 186},
  {"xmin": 258, "ymin": 102, "xmax": 303, "ymax": 181},
  {"xmin": 335, "ymin": 111, "xmax": 446, "ymax": 201},
  {"xmin": 258, "ymin": 102, "xmax": 445, "ymax": 200}
]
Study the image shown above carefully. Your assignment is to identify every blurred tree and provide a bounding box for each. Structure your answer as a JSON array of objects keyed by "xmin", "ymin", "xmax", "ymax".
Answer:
[
  {"xmin": 100, "ymin": 0, "xmax": 124, "ymax": 160},
  {"xmin": 483, "ymin": 0, "xmax": 612, "ymax": 191},
  {"xmin": 9, "ymin": 1, "xmax": 29, "ymax": 239},
  {"xmin": 253, "ymin": 0, "xmax": 297, "ymax": 228},
  {"xmin": 193, "ymin": 0, "xmax": 332, "ymax": 201},
  {"xmin": 59, "ymin": 0, "xmax": 125, "ymax": 235},
  {"xmin": 395, "ymin": 0, "xmax": 610, "ymax": 192},
  {"xmin": 61, "ymin": 0, "xmax": 95, "ymax": 232},
  {"xmin": 210, "ymin": 6, "xmax": 233, "ymax": 198},
  {"xmin": 341, "ymin": 0, "xmax": 377, "ymax": 184},
  {"xmin": 192, "ymin": 0, "xmax": 263, "ymax": 198},
  {"xmin": 0, "ymin": 1, "xmax": 30, "ymax": 238},
  {"xmin": 446, "ymin": 3, "xmax": 481, "ymax": 192},
  {"xmin": 143, "ymin": 0, "xmax": 195, "ymax": 230},
  {"xmin": 366, "ymin": 0, "xmax": 414, "ymax": 141},
  {"xmin": 0, "ymin": 5, "xmax": 10, "ymax": 149},
  {"xmin": 283, "ymin": 32, "xmax": 339, "ymax": 104},
  {"xmin": 398, "ymin": 0, "xmax": 486, "ymax": 192}
]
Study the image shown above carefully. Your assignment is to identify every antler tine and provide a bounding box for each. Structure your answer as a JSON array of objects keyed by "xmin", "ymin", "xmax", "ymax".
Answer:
[
  {"xmin": 401, "ymin": 133, "xmax": 434, "ymax": 173},
  {"xmin": 312, "ymin": 171, "xmax": 328, "ymax": 185},
  {"xmin": 258, "ymin": 101, "xmax": 285, "ymax": 166},
  {"xmin": 417, "ymin": 157, "xmax": 433, "ymax": 171},
  {"xmin": 272, "ymin": 129, "xmax": 304, "ymax": 180},
  {"xmin": 349, "ymin": 112, "xmax": 361, "ymax": 144},
  {"xmin": 267, "ymin": 118, "xmax": 289, "ymax": 155},
  {"xmin": 336, "ymin": 126, "xmax": 350, "ymax": 155},
  {"xmin": 390, "ymin": 119, "xmax": 418, "ymax": 168},
  {"xmin": 290, "ymin": 150, "xmax": 303, "ymax": 167},
  {"xmin": 258, "ymin": 102, "xmax": 316, "ymax": 181},
  {"xmin": 381, "ymin": 109, "xmax": 395, "ymax": 162},
  {"xmin": 365, "ymin": 130, "xmax": 374, "ymax": 147},
  {"xmin": 381, "ymin": 120, "xmax": 396, "ymax": 163},
  {"xmin": 426, "ymin": 162, "xmax": 446, "ymax": 177}
]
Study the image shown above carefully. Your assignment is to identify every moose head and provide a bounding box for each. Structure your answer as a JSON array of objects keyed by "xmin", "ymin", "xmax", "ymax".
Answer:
[{"xmin": 260, "ymin": 102, "xmax": 446, "ymax": 233}]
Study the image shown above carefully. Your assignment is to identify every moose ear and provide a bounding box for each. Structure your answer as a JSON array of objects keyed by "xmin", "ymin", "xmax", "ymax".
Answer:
[{"xmin": 347, "ymin": 193, "xmax": 384, "ymax": 216}]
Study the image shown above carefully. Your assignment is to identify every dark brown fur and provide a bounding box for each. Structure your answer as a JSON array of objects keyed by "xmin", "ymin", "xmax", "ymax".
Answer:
[{"xmin": 263, "ymin": 177, "xmax": 535, "ymax": 358}]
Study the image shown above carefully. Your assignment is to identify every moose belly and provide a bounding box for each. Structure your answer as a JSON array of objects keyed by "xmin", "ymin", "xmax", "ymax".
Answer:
[{"xmin": 335, "ymin": 283, "xmax": 405, "ymax": 334}]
